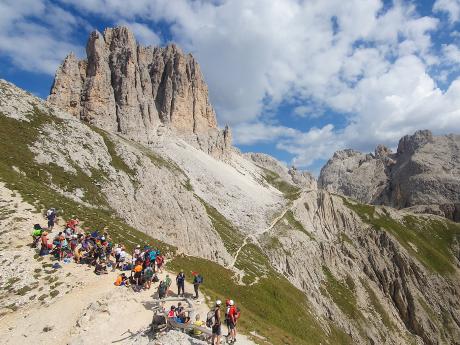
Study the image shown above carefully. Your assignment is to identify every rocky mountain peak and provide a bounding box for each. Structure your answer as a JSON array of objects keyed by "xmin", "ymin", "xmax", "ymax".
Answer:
[
  {"xmin": 319, "ymin": 130, "xmax": 460, "ymax": 220},
  {"xmin": 397, "ymin": 129, "xmax": 434, "ymax": 155},
  {"xmin": 48, "ymin": 26, "xmax": 219, "ymax": 144},
  {"xmin": 374, "ymin": 144, "xmax": 392, "ymax": 158}
]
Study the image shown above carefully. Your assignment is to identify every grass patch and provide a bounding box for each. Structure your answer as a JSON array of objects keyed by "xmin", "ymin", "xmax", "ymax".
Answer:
[
  {"xmin": 90, "ymin": 125, "xmax": 136, "ymax": 178},
  {"xmin": 342, "ymin": 198, "xmax": 460, "ymax": 275},
  {"xmin": 362, "ymin": 280, "xmax": 395, "ymax": 330},
  {"xmin": 15, "ymin": 282, "xmax": 39, "ymax": 296},
  {"xmin": 258, "ymin": 166, "xmax": 300, "ymax": 200},
  {"xmin": 49, "ymin": 290, "xmax": 59, "ymax": 298},
  {"xmin": 129, "ymin": 139, "xmax": 184, "ymax": 174},
  {"xmin": 340, "ymin": 232, "xmax": 354, "ymax": 245},
  {"xmin": 38, "ymin": 294, "xmax": 48, "ymax": 301},
  {"xmin": 168, "ymin": 255, "xmax": 350, "ymax": 345},
  {"xmin": 6, "ymin": 303, "xmax": 18, "ymax": 311},
  {"xmin": 234, "ymin": 243, "xmax": 270, "ymax": 285},
  {"xmin": 283, "ymin": 210, "xmax": 315, "ymax": 240},
  {"xmin": 322, "ymin": 266, "xmax": 362, "ymax": 320},
  {"xmin": 3, "ymin": 277, "xmax": 20, "ymax": 290},
  {"xmin": 195, "ymin": 195, "xmax": 243, "ymax": 256}
]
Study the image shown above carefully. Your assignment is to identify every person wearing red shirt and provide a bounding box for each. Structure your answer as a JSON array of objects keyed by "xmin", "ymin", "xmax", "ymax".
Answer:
[{"xmin": 227, "ymin": 300, "xmax": 237, "ymax": 343}]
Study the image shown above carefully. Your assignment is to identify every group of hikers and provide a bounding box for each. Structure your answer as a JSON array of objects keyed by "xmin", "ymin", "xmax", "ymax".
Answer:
[
  {"xmin": 31, "ymin": 208, "xmax": 167, "ymax": 290},
  {"xmin": 165, "ymin": 298, "xmax": 240, "ymax": 344},
  {"xmin": 31, "ymin": 208, "xmax": 241, "ymax": 343}
]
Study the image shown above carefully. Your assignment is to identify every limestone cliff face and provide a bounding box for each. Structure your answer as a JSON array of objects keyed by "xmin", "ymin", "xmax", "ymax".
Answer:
[
  {"xmin": 319, "ymin": 130, "xmax": 460, "ymax": 221},
  {"xmin": 48, "ymin": 26, "xmax": 219, "ymax": 144}
]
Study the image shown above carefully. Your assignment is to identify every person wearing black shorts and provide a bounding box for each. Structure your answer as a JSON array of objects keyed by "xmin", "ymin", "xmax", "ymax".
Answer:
[{"xmin": 212, "ymin": 300, "xmax": 222, "ymax": 345}]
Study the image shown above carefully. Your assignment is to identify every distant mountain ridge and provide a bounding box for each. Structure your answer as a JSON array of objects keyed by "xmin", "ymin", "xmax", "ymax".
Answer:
[{"xmin": 319, "ymin": 130, "xmax": 460, "ymax": 221}]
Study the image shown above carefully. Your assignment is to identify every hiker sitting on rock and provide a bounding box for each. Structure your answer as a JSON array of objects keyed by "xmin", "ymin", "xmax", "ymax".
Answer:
[
  {"xmin": 176, "ymin": 302, "xmax": 190, "ymax": 323},
  {"xmin": 114, "ymin": 273, "xmax": 129, "ymax": 287},
  {"xmin": 95, "ymin": 260, "xmax": 108, "ymax": 275},
  {"xmin": 158, "ymin": 280, "xmax": 167, "ymax": 299}
]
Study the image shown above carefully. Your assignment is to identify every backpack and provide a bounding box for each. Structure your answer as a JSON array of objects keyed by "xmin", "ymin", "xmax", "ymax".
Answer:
[
  {"xmin": 196, "ymin": 275, "xmax": 203, "ymax": 284},
  {"xmin": 206, "ymin": 311, "xmax": 215, "ymax": 328}
]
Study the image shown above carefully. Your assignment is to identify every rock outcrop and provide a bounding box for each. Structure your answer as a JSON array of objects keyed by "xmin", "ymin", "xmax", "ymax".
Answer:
[
  {"xmin": 319, "ymin": 130, "xmax": 460, "ymax": 220},
  {"xmin": 48, "ymin": 26, "xmax": 225, "ymax": 151},
  {"xmin": 245, "ymin": 152, "xmax": 317, "ymax": 190}
]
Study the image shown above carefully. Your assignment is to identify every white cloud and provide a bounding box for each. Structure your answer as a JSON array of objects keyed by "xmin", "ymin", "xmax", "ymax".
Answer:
[
  {"xmin": 442, "ymin": 43, "xmax": 460, "ymax": 64},
  {"xmin": 232, "ymin": 122, "xmax": 300, "ymax": 146},
  {"xmin": 434, "ymin": 0, "xmax": 460, "ymax": 23},
  {"xmin": 117, "ymin": 21, "xmax": 161, "ymax": 46},
  {"xmin": 3, "ymin": 0, "xmax": 460, "ymax": 171},
  {"xmin": 0, "ymin": 0, "xmax": 85, "ymax": 74}
]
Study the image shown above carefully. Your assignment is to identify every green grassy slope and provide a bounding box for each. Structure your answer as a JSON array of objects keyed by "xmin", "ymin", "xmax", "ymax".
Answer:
[
  {"xmin": 257, "ymin": 166, "xmax": 301, "ymax": 200},
  {"xmin": 168, "ymin": 254, "xmax": 352, "ymax": 345},
  {"xmin": 342, "ymin": 198, "xmax": 460, "ymax": 275},
  {"xmin": 0, "ymin": 110, "xmax": 175, "ymax": 255}
]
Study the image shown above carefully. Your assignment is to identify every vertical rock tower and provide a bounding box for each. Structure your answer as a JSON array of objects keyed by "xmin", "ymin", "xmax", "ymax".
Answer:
[{"xmin": 48, "ymin": 26, "xmax": 225, "ymax": 149}]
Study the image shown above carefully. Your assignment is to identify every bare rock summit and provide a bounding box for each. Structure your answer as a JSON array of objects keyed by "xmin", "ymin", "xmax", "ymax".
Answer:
[
  {"xmin": 319, "ymin": 130, "xmax": 460, "ymax": 220},
  {"xmin": 48, "ymin": 26, "xmax": 225, "ymax": 151}
]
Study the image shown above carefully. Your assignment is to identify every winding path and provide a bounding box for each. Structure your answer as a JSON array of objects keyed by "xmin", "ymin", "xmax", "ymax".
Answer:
[{"xmin": 228, "ymin": 205, "xmax": 292, "ymax": 269}]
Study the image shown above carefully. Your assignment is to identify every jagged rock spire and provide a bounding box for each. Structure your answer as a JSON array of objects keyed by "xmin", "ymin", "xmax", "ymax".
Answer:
[{"xmin": 48, "ymin": 26, "xmax": 218, "ymax": 142}]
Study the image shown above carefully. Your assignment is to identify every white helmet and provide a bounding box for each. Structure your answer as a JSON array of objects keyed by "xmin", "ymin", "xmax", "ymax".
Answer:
[
  {"xmin": 216, "ymin": 300, "xmax": 222, "ymax": 306},
  {"xmin": 229, "ymin": 300, "xmax": 234, "ymax": 306}
]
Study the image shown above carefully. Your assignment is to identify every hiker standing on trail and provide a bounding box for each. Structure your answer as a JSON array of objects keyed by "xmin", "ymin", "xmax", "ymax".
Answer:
[
  {"xmin": 144, "ymin": 265, "xmax": 154, "ymax": 290},
  {"xmin": 46, "ymin": 208, "xmax": 56, "ymax": 231},
  {"xmin": 212, "ymin": 300, "xmax": 222, "ymax": 345},
  {"xmin": 227, "ymin": 300, "xmax": 238, "ymax": 343},
  {"xmin": 133, "ymin": 261, "xmax": 143, "ymax": 289},
  {"xmin": 164, "ymin": 274, "xmax": 172, "ymax": 296},
  {"xmin": 40, "ymin": 231, "xmax": 50, "ymax": 256},
  {"xmin": 158, "ymin": 281, "xmax": 167, "ymax": 299},
  {"xmin": 156, "ymin": 253, "xmax": 164, "ymax": 273},
  {"xmin": 176, "ymin": 270, "xmax": 186, "ymax": 297},
  {"xmin": 192, "ymin": 272, "xmax": 203, "ymax": 299}
]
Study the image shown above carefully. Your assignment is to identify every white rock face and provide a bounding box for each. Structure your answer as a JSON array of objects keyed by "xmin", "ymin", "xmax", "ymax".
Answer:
[
  {"xmin": 318, "ymin": 148, "xmax": 391, "ymax": 203},
  {"xmin": 319, "ymin": 131, "xmax": 460, "ymax": 221}
]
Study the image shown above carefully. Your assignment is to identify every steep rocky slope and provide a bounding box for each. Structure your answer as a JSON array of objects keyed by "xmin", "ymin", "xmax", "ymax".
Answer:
[
  {"xmin": 319, "ymin": 130, "xmax": 460, "ymax": 221},
  {"xmin": 2, "ymin": 32, "xmax": 460, "ymax": 344}
]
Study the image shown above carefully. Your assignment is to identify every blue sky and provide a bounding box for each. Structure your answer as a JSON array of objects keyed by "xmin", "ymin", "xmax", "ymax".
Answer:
[{"xmin": 1, "ymin": 0, "xmax": 460, "ymax": 174}]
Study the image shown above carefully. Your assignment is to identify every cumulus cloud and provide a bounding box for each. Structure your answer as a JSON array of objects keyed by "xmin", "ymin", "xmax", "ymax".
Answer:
[
  {"xmin": 117, "ymin": 21, "xmax": 161, "ymax": 46},
  {"xmin": 0, "ymin": 0, "xmax": 85, "ymax": 74},
  {"xmin": 3, "ymin": 0, "xmax": 460, "ymax": 171},
  {"xmin": 434, "ymin": 0, "xmax": 460, "ymax": 23}
]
